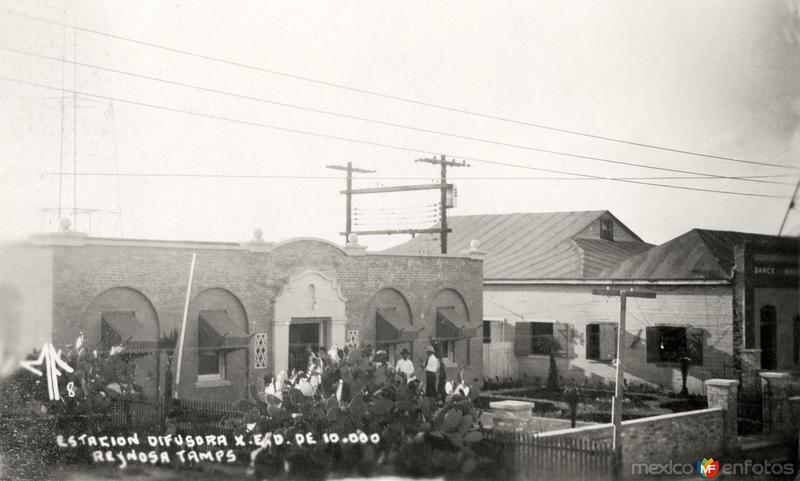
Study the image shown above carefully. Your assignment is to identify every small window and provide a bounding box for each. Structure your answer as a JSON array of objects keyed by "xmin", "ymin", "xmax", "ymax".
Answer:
[
  {"xmin": 586, "ymin": 323, "xmax": 617, "ymax": 361},
  {"xmin": 309, "ymin": 284, "xmax": 317, "ymax": 310},
  {"xmin": 600, "ymin": 219, "xmax": 614, "ymax": 241},
  {"xmin": 483, "ymin": 321, "xmax": 492, "ymax": 344},
  {"xmin": 198, "ymin": 350, "xmax": 226, "ymax": 380},
  {"xmin": 531, "ymin": 322, "xmax": 554, "ymax": 355},
  {"xmin": 646, "ymin": 326, "xmax": 703, "ymax": 364},
  {"xmin": 440, "ymin": 340, "xmax": 455, "ymax": 362}
]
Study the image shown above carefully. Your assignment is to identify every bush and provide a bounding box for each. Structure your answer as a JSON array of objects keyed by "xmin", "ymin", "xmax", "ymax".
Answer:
[
  {"xmin": 0, "ymin": 344, "xmax": 145, "ymax": 476},
  {"xmin": 246, "ymin": 345, "xmax": 486, "ymax": 480},
  {"xmin": 0, "ymin": 367, "xmax": 62, "ymax": 479}
]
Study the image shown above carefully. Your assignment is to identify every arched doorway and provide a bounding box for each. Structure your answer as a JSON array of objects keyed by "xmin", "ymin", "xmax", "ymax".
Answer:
[{"xmin": 273, "ymin": 271, "xmax": 347, "ymax": 375}]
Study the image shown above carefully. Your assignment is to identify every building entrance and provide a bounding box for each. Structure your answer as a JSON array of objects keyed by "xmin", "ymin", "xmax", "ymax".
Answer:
[{"xmin": 289, "ymin": 321, "xmax": 321, "ymax": 372}]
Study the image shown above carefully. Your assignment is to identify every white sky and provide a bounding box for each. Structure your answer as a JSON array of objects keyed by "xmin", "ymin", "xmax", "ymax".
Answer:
[{"xmin": 1, "ymin": 0, "xmax": 799, "ymax": 250}]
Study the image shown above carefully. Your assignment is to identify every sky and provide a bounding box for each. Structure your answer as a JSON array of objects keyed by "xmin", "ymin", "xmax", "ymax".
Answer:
[{"xmin": 0, "ymin": 0, "xmax": 799, "ymax": 250}]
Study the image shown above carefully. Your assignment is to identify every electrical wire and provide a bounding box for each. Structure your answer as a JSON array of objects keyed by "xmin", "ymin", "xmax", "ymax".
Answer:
[
  {"xmin": 2, "ymin": 7, "xmax": 796, "ymax": 172},
  {"xmin": 354, "ymin": 210, "xmax": 440, "ymax": 218},
  {"xmin": 354, "ymin": 203, "xmax": 440, "ymax": 211},
  {"xmin": 2, "ymin": 75, "xmax": 792, "ymax": 200},
  {"xmin": 1, "ymin": 45, "xmax": 794, "ymax": 185},
  {"xmin": 38, "ymin": 171, "xmax": 796, "ymax": 184}
]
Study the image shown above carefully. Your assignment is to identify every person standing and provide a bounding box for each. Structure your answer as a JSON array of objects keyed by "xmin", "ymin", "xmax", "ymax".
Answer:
[
  {"xmin": 422, "ymin": 345, "xmax": 439, "ymax": 397},
  {"xmin": 436, "ymin": 348, "xmax": 447, "ymax": 400},
  {"xmin": 395, "ymin": 348, "xmax": 415, "ymax": 382}
]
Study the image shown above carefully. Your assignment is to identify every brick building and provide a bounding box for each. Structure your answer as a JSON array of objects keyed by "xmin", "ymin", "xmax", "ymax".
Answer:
[{"xmin": 0, "ymin": 232, "xmax": 483, "ymax": 402}]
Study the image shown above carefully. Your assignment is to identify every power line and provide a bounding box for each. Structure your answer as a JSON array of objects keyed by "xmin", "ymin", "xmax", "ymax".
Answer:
[
  {"xmin": 355, "ymin": 203, "xmax": 440, "ymax": 211},
  {"xmin": 38, "ymin": 171, "xmax": 794, "ymax": 183},
  {"xmin": 354, "ymin": 211, "xmax": 440, "ymax": 218},
  {"xmin": 3, "ymin": 45, "xmax": 794, "ymax": 186},
  {"xmin": 354, "ymin": 214, "xmax": 439, "ymax": 222},
  {"xmin": 3, "ymin": 75, "xmax": 792, "ymax": 200},
  {"xmin": 2, "ymin": 8, "xmax": 796, "ymax": 172},
  {"xmin": 778, "ymin": 177, "xmax": 800, "ymax": 235}
]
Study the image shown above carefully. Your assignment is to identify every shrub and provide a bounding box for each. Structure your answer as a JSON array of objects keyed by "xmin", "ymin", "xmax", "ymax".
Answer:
[
  {"xmin": 0, "ymin": 343, "xmax": 145, "ymax": 475},
  {"xmin": 246, "ymin": 345, "xmax": 485, "ymax": 480}
]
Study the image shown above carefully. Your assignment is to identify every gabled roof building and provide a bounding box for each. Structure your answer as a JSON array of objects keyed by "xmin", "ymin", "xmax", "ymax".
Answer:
[
  {"xmin": 385, "ymin": 210, "xmax": 653, "ymax": 279},
  {"xmin": 387, "ymin": 212, "xmax": 798, "ymax": 394}
]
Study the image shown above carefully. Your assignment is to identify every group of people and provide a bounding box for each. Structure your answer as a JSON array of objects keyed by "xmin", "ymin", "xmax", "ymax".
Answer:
[
  {"xmin": 262, "ymin": 342, "xmax": 469, "ymax": 403},
  {"xmin": 418, "ymin": 344, "xmax": 471, "ymax": 400}
]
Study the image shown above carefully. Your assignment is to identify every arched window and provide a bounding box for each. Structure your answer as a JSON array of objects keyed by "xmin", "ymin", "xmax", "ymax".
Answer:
[
  {"xmin": 760, "ymin": 305, "xmax": 777, "ymax": 370},
  {"xmin": 309, "ymin": 284, "xmax": 317, "ymax": 310}
]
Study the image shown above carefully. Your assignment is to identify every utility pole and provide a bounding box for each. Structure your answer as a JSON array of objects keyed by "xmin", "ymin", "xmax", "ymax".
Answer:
[
  {"xmin": 415, "ymin": 155, "xmax": 469, "ymax": 254},
  {"xmin": 326, "ymin": 162, "xmax": 375, "ymax": 242},
  {"xmin": 591, "ymin": 287, "xmax": 656, "ymax": 476},
  {"xmin": 337, "ymin": 156, "xmax": 465, "ymax": 249}
]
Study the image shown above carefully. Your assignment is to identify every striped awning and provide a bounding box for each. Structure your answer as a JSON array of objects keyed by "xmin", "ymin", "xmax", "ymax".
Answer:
[
  {"xmin": 199, "ymin": 310, "xmax": 251, "ymax": 350},
  {"xmin": 101, "ymin": 311, "xmax": 157, "ymax": 354},
  {"xmin": 376, "ymin": 310, "xmax": 421, "ymax": 343},
  {"xmin": 435, "ymin": 309, "xmax": 478, "ymax": 341}
]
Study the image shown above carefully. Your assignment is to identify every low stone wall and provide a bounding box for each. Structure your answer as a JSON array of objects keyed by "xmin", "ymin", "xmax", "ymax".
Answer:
[
  {"xmin": 537, "ymin": 407, "xmax": 725, "ymax": 469},
  {"xmin": 481, "ymin": 411, "xmax": 595, "ymax": 432}
]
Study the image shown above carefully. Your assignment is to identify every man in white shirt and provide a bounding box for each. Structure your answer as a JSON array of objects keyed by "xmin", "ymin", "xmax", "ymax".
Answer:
[
  {"xmin": 422, "ymin": 345, "xmax": 439, "ymax": 397},
  {"xmin": 395, "ymin": 348, "xmax": 415, "ymax": 382}
]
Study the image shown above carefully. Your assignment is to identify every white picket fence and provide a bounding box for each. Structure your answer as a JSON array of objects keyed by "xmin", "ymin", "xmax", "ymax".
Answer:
[{"xmin": 482, "ymin": 341, "xmax": 518, "ymax": 380}]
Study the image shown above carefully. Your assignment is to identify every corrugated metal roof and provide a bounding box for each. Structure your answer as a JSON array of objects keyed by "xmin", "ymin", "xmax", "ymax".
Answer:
[
  {"xmin": 600, "ymin": 229, "xmax": 797, "ymax": 280},
  {"xmin": 573, "ymin": 239, "xmax": 655, "ymax": 277},
  {"xmin": 383, "ymin": 210, "xmax": 651, "ymax": 279}
]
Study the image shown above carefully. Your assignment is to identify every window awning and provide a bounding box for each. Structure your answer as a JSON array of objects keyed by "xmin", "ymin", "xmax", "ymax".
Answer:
[
  {"xmin": 101, "ymin": 311, "xmax": 157, "ymax": 354},
  {"xmin": 199, "ymin": 310, "xmax": 251, "ymax": 351},
  {"xmin": 376, "ymin": 309, "xmax": 421, "ymax": 343},
  {"xmin": 435, "ymin": 309, "xmax": 478, "ymax": 341}
]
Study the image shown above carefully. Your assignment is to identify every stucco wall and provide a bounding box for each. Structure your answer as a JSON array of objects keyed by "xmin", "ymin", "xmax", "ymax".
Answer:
[
  {"xmin": 484, "ymin": 284, "xmax": 734, "ymax": 392},
  {"xmin": 537, "ymin": 408, "xmax": 725, "ymax": 470}
]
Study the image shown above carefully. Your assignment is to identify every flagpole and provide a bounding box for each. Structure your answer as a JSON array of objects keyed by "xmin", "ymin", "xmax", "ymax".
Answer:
[{"xmin": 173, "ymin": 253, "xmax": 196, "ymax": 400}]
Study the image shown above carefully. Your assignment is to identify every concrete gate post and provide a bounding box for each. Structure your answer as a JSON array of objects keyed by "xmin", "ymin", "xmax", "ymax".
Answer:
[
  {"xmin": 740, "ymin": 349, "xmax": 762, "ymax": 393},
  {"xmin": 759, "ymin": 371, "xmax": 791, "ymax": 441},
  {"xmin": 705, "ymin": 379, "xmax": 740, "ymax": 451}
]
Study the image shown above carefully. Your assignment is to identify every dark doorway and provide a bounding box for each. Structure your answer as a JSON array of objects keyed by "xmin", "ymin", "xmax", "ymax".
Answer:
[
  {"xmin": 289, "ymin": 322, "xmax": 320, "ymax": 372},
  {"xmin": 760, "ymin": 306, "xmax": 777, "ymax": 370}
]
